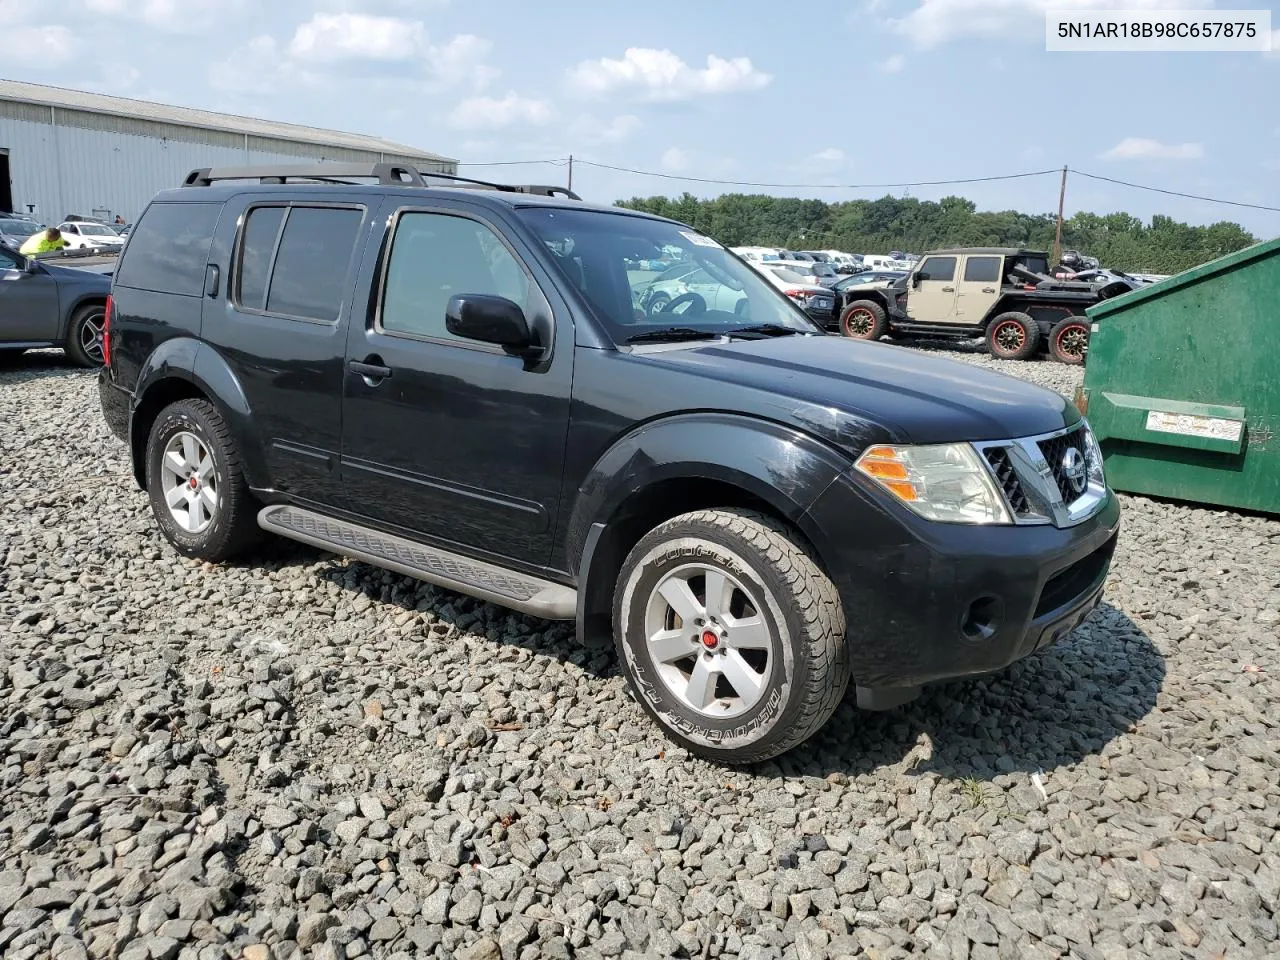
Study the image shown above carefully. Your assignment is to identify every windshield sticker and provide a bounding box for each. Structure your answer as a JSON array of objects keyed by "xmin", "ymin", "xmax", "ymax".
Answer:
[{"xmin": 679, "ymin": 230, "xmax": 721, "ymax": 249}]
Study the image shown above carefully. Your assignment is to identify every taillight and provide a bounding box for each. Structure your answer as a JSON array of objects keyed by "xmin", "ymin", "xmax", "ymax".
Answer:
[
  {"xmin": 102, "ymin": 295, "xmax": 112, "ymax": 366},
  {"xmin": 784, "ymin": 288, "xmax": 807, "ymax": 300}
]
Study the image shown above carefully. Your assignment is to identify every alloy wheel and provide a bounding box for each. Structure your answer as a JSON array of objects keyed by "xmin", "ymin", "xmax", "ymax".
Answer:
[{"xmin": 160, "ymin": 431, "xmax": 219, "ymax": 534}]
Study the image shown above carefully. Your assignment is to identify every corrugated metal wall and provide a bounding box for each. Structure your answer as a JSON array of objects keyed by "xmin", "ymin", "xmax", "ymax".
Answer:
[{"xmin": 0, "ymin": 100, "xmax": 455, "ymax": 223}]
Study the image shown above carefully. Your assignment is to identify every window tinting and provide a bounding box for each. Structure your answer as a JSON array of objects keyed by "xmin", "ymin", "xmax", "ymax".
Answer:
[
  {"xmin": 237, "ymin": 206, "xmax": 286, "ymax": 311},
  {"xmin": 264, "ymin": 207, "xmax": 363, "ymax": 322},
  {"xmin": 918, "ymin": 256, "xmax": 956, "ymax": 282},
  {"xmin": 963, "ymin": 256, "xmax": 1000, "ymax": 283},
  {"xmin": 115, "ymin": 202, "xmax": 220, "ymax": 296},
  {"xmin": 381, "ymin": 212, "xmax": 530, "ymax": 342}
]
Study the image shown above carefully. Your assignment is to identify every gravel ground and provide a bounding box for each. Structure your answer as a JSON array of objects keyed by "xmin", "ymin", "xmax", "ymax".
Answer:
[{"xmin": 2, "ymin": 346, "xmax": 1278, "ymax": 960}]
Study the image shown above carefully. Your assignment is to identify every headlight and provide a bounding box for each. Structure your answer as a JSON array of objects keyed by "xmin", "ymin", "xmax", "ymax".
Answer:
[
  {"xmin": 855, "ymin": 443, "xmax": 1012, "ymax": 525},
  {"xmin": 1081, "ymin": 420, "xmax": 1106, "ymax": 487}
]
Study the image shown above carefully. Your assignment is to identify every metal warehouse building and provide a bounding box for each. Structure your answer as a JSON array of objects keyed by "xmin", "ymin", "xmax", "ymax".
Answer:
[{"xmin": 0, "ymin": 79, "xmax": 457, "ymax": 224}]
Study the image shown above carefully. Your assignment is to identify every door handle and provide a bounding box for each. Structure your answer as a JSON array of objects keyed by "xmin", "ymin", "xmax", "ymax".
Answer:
[
  {"xmin": 982, "ymin": 287, "xmax": 995, "ymax": 293},
  {"xmin": 204, "ymin": 264, "xmax": 220, "ymax": 299},
  {"xmin": 941, "ymin": 286, "xmax": 955, "ymax": 292},
  {"xmin": 349, "ymin": 358, "xmax": 392, "ymax": 382}
]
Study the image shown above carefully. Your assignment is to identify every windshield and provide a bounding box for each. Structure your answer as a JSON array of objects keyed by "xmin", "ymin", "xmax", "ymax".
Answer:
[
  {"xmin": 79, "ymin": 224, "xmax": 118, "ymax": 237},
  {"xmin": 0, "ymin": 220, "xmax": 40, "ymax": 237},
  {"xmin": 517, "ymin": 208, "xmax": 820, "ymax": 340},
  {"xmin": 810, "ymin": 263, "xmax": 836, "ymax": 278}
]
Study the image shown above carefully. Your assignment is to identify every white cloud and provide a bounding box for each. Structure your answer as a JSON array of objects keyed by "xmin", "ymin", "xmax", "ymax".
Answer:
[
  {"xmin": 813, "ymin": 148, "xmax": 845, "ymax": 162},
  {"xmin": 83, "ymin": 0, "xmax": 241, "ymax": 31},
  {"xmin": 11, "ymin": 25, "xmax": 78, "ymax": 64},
  {"xmin": 1101, "ymin": 137, "xmax": 1204, "ymax": 161},
  {"xmin": 426, "ymin": 35, "xmax": 498, "ymax": 90},
  {"xmin": 447, "ymin": 93, "xmax": 554, "ymax": 130},
  {"xmin": 879, "ymin": 54, "xmax": 906, "ymax": 73},
  {"xmin": 661, "ymin": 147, "xmax": 689, "ymax": 172},
  {"xmin": 586, "ymin": 114, "xmax": 643, "ymax": 144},
  {"xmin": 568, "ymin": 48, "xmax": 772, "ymax": 101},
  {"xmin": 288, "ymin": 13, "xmax": 426, "ymax": 61},
  {"xmin": 209, "ymin": 36, "xmax": 320, "ymax": 94},
  {"xmin": 890, "ymin": 0, "xmax": 1210, "ymax": 49}
]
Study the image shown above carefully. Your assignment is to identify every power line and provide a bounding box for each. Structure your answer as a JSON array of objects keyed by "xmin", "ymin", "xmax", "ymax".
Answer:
[
  {"xmin": 1071, "ymin": 169, "xmax": 1280, "ymax": 215},
  {"xmin": 458, "ymin": 158, "xmax": 568, "ymax": 167},
  {"xmin": 573, "ymin": 159, "xmax": 1060, "ymax": 190}
]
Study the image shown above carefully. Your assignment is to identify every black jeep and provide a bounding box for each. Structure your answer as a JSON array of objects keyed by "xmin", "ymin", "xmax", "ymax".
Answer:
[{"xmin": 98, "ymin": 165, "xmax": 1119, "ymax": 762}]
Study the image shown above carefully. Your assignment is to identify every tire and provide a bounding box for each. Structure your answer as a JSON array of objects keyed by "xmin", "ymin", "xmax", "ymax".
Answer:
[
  {"xmin": 65, "ymin": 303, "xmax": 107, "ymax": 368},
  {"xmin": 839, "ymin": 300, "xmax": 887, "ymax": 340},
  {"xmin": 1048, "ymin": 316, "xmax": 1090, "ymax": 365},
  {"xmin": 613, "ymin": 508, "xmax": 849, "ymax": 764},
  {"xmin": 647, "ymin": 294, "xmax": 670, "ymax": 316},
  {"xmin": 145, "ymin": 399, "xmax": 260, "ymax": 562},
  {"xmin": 985, "ymin": 311, "xmax": 1041, "ymax": 361}
]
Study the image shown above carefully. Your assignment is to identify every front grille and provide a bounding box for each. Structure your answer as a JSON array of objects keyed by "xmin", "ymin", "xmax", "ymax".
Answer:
[
  {"xmin": 1037, "ymin": 427, "xmax": 1087, "ymax": 503},
  {"xmin": 983, "ymin": 447, "xmax": 1031, "ymax": 516},
  {"xmin": 1034, "ymin": 534, "xmax": 1117, "ymax": 618}
]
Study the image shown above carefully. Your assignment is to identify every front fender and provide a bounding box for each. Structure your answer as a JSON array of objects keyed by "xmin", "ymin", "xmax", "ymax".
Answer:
[
  {"xmin": 131, "ymin": 340, "xmax": 269, "ymax": 490},
  {"xmin": 566, "ymin": 412, "xmax": 855, "ymax": 573}
]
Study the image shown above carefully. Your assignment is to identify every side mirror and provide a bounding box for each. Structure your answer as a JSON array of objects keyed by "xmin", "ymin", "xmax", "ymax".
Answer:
[
  {"xmin": 24, "ymin": 258, "xmax": 41, "ymax": 275},
  {"xmin": 911, "ymin": 272, "xmax": 922, "ymax": 288},
  {"xmin": 445, "ymin": 294, "xmax": 535, "ymax": 353}
]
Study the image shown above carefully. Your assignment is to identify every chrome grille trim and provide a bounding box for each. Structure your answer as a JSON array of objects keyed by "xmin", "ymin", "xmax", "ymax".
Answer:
[{"xmin": 973, "ymin": 421, "xmax": 1107, "ymax": 529}]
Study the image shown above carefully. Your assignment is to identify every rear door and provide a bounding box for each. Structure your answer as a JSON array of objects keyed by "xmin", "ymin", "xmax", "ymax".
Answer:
[
  {"xmin": 954, "ymin": 254, "xmax": 1003, "ymax": 324},
  {"xmin": 905, "ymin": 255, "xmax": 959, "ymax": 324},
  {"xmin": 339, "ymin": 199, "xmax": 573, "ymax": 566},
  {"xmin": 0, "ymin": 244, "xmax": 60, "ymax": 343},
  {"xmin": 202, "ymin": 193, "xmax": 370, "ymax": 507}
]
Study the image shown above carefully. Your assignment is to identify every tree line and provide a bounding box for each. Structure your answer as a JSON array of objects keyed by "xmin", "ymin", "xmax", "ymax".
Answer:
[{"xmin": 615, "ymin": 192, "xmax": 1259, "ymax": 275}]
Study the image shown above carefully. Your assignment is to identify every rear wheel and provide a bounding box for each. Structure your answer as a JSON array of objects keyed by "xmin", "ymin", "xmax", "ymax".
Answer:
[
  {"xmin": 1048, "ymin": 316, "xmax": 1090, "ymax": 365},
  {"xmin": 647, "ymin": 293, "xmax": 671, "ymax": 316},
  {"xmin": 985, "ymin": 311, "xmax": 1041, "ymax": 361},
  {"xmin": 839, "ymin": 300, "xmax": 887, "ymax": 340},
  {"xmin": 145, "ymin": 399, "xmax": 260, "ymax": 562},
  {"xmin": 614, "ymin": 508, "xmax": 849, "ymax": 764},
  {"xmin": 65, "ymin": 303, "xmax": 107, "ymax": 368}
]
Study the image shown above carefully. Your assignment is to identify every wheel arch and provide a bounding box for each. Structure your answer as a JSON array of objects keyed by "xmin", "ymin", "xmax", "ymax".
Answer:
[
  {"xmin": 129, "ymin": 340, "xmax": 264, "ymax": 491},
  {"xmin": 61, "ymin": 292, "xmax": 109, "ymax": 343},
  {"xmin": 568, "ymin": 413, "xmax": 852, "ymax": 646}
]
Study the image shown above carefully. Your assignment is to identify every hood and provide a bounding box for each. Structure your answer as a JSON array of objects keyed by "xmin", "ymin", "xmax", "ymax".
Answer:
[
  {"xmin": 634, "ymin": 335, "xmax": 1075, "ymax": 446},
  {"xmin": 42, "ymin": 260, "xmax": 116, "ymax": 280}
]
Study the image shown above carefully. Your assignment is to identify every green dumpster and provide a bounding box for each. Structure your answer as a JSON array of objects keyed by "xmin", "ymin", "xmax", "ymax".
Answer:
[{"xmin": 1076, "ymin": 236, "xmax": 1280, "ymax": 515}]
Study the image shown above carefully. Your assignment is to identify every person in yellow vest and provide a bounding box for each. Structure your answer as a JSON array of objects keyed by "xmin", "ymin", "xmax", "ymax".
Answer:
[{"xmin": 19, "ymin": 227, "xmax": 66, "ymax": 257}]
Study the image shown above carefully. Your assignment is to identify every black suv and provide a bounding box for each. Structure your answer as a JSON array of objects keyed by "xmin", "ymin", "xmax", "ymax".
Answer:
[{"xmin": 98, "ymin": 164, "xmax": 1120, "ymax": 763}]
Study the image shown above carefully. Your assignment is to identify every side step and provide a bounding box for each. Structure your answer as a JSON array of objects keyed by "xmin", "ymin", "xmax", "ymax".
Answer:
[{"xmin": 258, "ymin": 505, "xmax": 577, "ymax": 620}]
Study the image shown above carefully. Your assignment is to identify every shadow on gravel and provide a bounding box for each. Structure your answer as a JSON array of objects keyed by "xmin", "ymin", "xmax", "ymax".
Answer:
[
  {"xmin": 246, "ymin": 537, "xmax": 617, "ymax": 679},
  {"xmin": 0, "ymin": 350, "xmax": 90, "ymax": 383},
  {"xmin": 769, "ymin": 601, "xmax": 1165, "ymax": 782}
]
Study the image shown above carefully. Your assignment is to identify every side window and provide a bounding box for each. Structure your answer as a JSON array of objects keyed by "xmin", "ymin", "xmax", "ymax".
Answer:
[
  {"xmin": 380, "ymin": 212, "xmax": 531, "ymax": 342},
  {"xmin": 233, "ymin": 205, "xmax": 364, "ymax": 323},
  {"xmin": 115, "ymin": 202, "xmax": 220, "ymax": 296},
  {"xmin": 0, "ymin": 246, "xmax": 20, "ymax": 269},
  {"xmin": 917, "ymin": 256, "xmax": 956, "ymax": 282},
  {"xmin": 963, "ymin": 256, "xmax": 1001, "ymax": 283}
]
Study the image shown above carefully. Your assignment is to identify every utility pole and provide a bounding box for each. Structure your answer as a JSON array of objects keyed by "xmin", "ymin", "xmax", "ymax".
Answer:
[
  {"xmin": 1052, "ymin": 165, "xmax": 1068, "ymax": 266},
  {"xmin": 567, "ymin": 154, "xmax": 573, "ymax": 192}
]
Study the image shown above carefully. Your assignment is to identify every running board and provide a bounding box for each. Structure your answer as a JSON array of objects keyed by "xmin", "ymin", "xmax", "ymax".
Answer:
[{"xmin": 258, "ymin": 505, "xmax": 577, "ymax": 620}]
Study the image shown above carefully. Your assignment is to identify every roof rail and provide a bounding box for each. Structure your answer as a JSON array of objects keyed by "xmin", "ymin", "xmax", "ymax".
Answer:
[{"xmin": 181, "ymin": 164, "xmax": 582, "ymax": 200}]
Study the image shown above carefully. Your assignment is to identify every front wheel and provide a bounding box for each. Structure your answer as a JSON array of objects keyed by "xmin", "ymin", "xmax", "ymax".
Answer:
[
  {"xmin": 839, "ymin": 300, "xmax": 887, "ymax": 340},
  {"xmin": 65, "ymin": 303, "xmax": 107, "ymax": 367},
  {"xmin": 145, "ymin": 399, "xmax": 260, "ymax": 562},
  {"xmin": 985, "ymin": 311, "xmax": 1042, "ymax": 361},
  {"xmin": 1048, "ymin": 316, "xmax": 1090, "ymax": 365},
  {"xmin": 613, "ymin": 509, "xmax": 849, "ymax": 764}
]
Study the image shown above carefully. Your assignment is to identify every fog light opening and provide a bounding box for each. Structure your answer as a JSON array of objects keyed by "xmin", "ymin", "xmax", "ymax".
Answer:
[{"xmin": 961, "ymin": 596, "xmax": 1001, "ymax": 641}]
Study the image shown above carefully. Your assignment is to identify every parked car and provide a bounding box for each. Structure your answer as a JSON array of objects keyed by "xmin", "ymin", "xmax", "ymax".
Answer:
[
  {"xmin": 640, "ymin": 262, "xmax": 748, "ymax": 316},
  {"xmin": 98, "ymin": 163, "xmax": 1119, "ymax": 763},
  {"xmin": 835, "ymin": 247, "xmax": 1132, "ymax": 364},
  {"xmin": 0, "ymin": 244, "xmax": 113, "ymax": 365},
  {"xmin": 831, "ymin": 270, "xmax": 907, "ymax": 325},
  {"xmin": 0, "ymin": 217, "xmax": 43, "ymax": 251},
  {"xmin": 762, "ymin": 259, "xmax": 840, "ymax": 289},
  {"xmin": 57, "ymin": 221, "xmax": 126, "ymax": 250},
  {"xmin": 757, "ymin": 266, "xmax": 837, "ymax": 325}
]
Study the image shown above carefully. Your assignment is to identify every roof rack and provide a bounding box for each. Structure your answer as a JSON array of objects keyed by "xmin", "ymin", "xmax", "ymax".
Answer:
[{"xmin": 181, "ymin": 164, "xmax": 582, "ymax": 200}]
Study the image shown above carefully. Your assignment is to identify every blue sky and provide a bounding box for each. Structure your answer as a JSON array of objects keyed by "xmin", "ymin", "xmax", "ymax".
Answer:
[{"xmin": 7, "ymin": 0, "xmax": 1280, "ymax": 236}]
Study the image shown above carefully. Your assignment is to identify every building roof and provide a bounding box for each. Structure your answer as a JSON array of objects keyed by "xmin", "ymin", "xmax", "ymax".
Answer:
[{"xmin": 0, "ymin": 79, "xmax": 454, "ymax": 164}]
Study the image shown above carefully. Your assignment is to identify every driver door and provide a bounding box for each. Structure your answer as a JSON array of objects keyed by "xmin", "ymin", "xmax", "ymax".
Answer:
[
  {"xmin": 906, "ymin": 255, "xmax": 959, "ymax": 324},
  {"xmin": 0, "ymin": 246, "xmax": 60, "ymax": 342}
]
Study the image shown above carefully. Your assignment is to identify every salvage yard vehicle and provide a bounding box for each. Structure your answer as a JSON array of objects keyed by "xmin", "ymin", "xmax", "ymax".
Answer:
[
  {"xmin": 98, "ymin": 164, "xmax": 1120, "ymax": 763},
  {"xmin": 0, "ymin": 244, "xmax": 113, "ymax": 365},
  {"xmin": 837, "ymin": 247, "xmax": 1133, "ymax": 364}
]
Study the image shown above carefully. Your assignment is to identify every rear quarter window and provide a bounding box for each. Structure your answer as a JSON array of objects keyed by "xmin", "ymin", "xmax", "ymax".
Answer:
[{"xmin": 114, "ymin": 202, "xmax": 221, "ymax": 297}]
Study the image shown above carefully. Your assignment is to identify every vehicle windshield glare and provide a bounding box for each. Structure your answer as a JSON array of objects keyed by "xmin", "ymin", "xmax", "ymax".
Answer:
[
  {"xmin": 1, "ymin": 220, "xmax": 40, "ymax": 236},
  {"xmin": 517, "ymin": 208, "xmax": 820, "ymax": 340},
  {"xmin": 78, "ymin": 224, "xmax": 118, "ymax": 237}
]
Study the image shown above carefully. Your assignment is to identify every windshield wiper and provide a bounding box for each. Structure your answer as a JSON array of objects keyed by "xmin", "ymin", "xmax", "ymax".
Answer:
[
  {"xmin": 625, "ymin": 327, "xmax": 724, "ymax": 344},
  {"xmin": 727, "ymin": 323, "xmax": 807, "ymax": 338}
]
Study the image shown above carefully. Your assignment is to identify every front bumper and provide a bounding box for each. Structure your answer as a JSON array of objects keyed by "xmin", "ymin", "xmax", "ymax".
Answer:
[
  {"xmin": 802, "ymin": 472, "xmax": 1121, "ymax": 690},
  {"xmin": 98, "ymin": 366, "xmax": 130, "ymax": 443}
]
